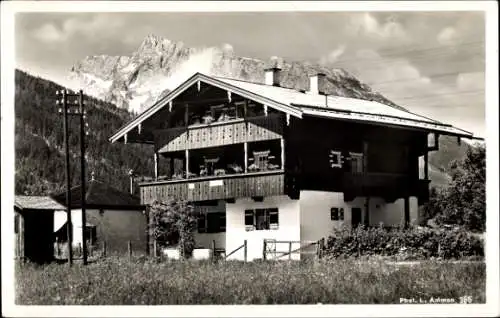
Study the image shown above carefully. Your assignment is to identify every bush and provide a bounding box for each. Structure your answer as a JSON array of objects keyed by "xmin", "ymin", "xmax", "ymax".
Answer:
[{"xmin": 324, "ymin": 225, "xmax": 483, "ymax": 260}]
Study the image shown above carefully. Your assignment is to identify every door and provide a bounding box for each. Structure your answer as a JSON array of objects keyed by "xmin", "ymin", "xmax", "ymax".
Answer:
[{"xmin": 351, "ymin": 208, "xmax": 362, "ymax": 228}]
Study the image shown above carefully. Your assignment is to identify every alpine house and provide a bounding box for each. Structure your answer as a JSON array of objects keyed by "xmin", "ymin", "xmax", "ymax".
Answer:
[{"xmin": 109, "ymin": 67, "xmax": 478, "ymax": 261}]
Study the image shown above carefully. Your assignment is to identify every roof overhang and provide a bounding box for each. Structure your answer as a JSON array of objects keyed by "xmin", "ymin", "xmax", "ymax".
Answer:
[
  {"xmin": 298, "ymin": 104, "xmax": 477, "ymax": 140},
  {"xmin": 109, "ymin": 72, "xmax": 303, "ymax": 143}
]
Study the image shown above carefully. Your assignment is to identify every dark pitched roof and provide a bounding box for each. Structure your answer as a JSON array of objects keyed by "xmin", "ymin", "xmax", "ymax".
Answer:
[
  {"xmin": 15, "ymin": 195, "xmax": 66, "ymax": 211},
  {"xmin": 51, "ymin": 179, "xmax": 143, "ymax": 210}
]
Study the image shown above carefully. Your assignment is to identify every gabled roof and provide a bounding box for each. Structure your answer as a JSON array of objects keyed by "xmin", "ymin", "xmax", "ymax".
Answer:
[
  {"xmin": 51, "ymin": 179, "xmax": 143, "ymax": 210},
  {"xmin": 15, "ymin": 196, "xmax": 66, "ymax": 211},
  {"xmin": 109, "ymin": 72, "xmax": 477, "ymax": 143}
]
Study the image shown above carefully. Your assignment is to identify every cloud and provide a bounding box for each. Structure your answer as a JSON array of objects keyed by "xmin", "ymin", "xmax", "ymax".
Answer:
[
  {"xmin": 347, "ymin": 13, "xmax": 407, "ymax": 41},
  {"xmin": 221, "ymin": 43, "xmax": 234, "ymax": 54},
  {"xmin": 31, "ymin": 14, "xmax": 126, "ymax": 44},
  {"xmin": 319, "ymin": 45, "xmax": 346, "ymax": 65},
  {"xmin": 437, "ymin": 27, "xmax": 459, "ymax": 45},
  {"xmin": 31, "ymin": 23, "xmax": 66, "ymax": 43},
  {"xmin": 456, "ymin": 72, "xmax": 485, "ymax": 91}
]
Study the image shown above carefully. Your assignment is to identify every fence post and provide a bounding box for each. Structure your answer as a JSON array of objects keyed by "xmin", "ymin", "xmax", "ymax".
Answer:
[
  {"xmin": 263, "ymin": 240, "xmax": 267, "ymax": 261},
  {"xmin": 244, "ymin": 240, "xmax": 247, "ymax": 262},
  {"xmin": 128, "ymin": 240, "xmax": 132, "ymax": 260},
  {"xmin": 211, "ymin": 240, "xmax": 216, "ymax": 262},
  {"xmin": 78, "ymin": 242, "xmax": 82, "ymax": 257},
  {"xmin": 153, "ymin": 240, "xmax": 158, "ymax": 259},
  {"xmin": 319, "ymin": 238, "xmax": 325, "ymax": 260},
  {"xmin": 288, "ymin": 241, "xmax": 292, "ymax": 260}
]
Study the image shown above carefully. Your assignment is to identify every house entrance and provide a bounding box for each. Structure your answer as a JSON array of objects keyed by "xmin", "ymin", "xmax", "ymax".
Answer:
[{"xmin": 351, "ymin": 208, "xmax": 362, "ymax": 228}]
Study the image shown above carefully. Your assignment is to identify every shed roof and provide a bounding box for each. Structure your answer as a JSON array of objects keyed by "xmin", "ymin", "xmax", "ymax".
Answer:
[
  {"xmin": 51, "ymin": 179, "xmax": 143, "ymax": 210},
  {"xmin": 15, "ymin": 196, "xmax": 66, "ymax": 211}
]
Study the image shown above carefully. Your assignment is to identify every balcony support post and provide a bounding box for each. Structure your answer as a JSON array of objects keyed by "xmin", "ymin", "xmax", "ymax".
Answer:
[
  {"xmin": 154, "ymin": 152, "xmax": 159, "ymax": 181},
  {"xmin": 363, "ymin": 141, "xmax": 368, "ymax": 172},
  {"xmin": 404, "ymin": 196, "xmax": 410, "ymax": 228},
  {"xmin": 244, "ymin": 142, "xmax": 248, "ymax": 173},
  {"xmin": 424, "ymin": 151, "xmax": 429, "ymax": 180},
  {"xmin": 280, "ymin": 138, "xmax": 285, "ymax": 170},
  {"xmin": 364, "ymin": 196, "xmax": 370, "ymax": 227},
  {"xmin": 185, "ymin": 149, "xmax": 190, "ymax": 178}
]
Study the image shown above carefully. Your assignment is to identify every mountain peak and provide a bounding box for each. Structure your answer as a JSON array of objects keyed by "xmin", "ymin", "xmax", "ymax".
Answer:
[
  {"xmin": 71, "ymin": 37, "xmax": 402, "ymax": 113},
  {"xmin": 138, "ymin": 34, "xmax": 184, "ymax": 53}
]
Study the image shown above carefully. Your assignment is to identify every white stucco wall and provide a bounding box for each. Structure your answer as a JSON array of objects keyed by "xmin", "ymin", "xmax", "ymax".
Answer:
[
  {"xmin": 54, "ymin": 208, "xmax": 148, "ymax": 253},
  {"xmin": 299, "ymin": 191, "xmax": 420, "ymax": 244},
  {"xmin": 225, "ymin": 195, "xmax": 300, "ymax": 261},
  {"xmin": 54, "ymin": 209, "xmax": 84, "ymax": 246},
  {"xmin": 368, "ymin": 196, "xmax": 419, "ymax": 227},
  {"xmin": 299, "ymin": 191, "xmax": 367, "ymax": 243}
]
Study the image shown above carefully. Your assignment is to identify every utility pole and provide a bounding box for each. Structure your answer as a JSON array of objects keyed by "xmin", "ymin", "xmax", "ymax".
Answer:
[
  {"xmin": 56, "ymin": 89, "xmax": 73, "ymax": 266},
  {"xmin": 78, "ymin": 90, "xmax": 88, "ymax": 265},
  {"xmin": 56, "ymin": 89, "xmax": 88, "ymax": 266}
]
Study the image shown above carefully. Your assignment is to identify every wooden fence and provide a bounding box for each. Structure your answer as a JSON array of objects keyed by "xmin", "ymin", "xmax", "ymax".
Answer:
[{"xmin": 262, "ymin": 238, "xmax": 325, "ymax": 261}]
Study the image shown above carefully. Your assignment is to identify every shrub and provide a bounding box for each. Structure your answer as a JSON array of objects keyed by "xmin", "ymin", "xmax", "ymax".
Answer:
[
  {"xmin": 325, "ymin": 225, "xmax": 483, "ymax": 260},
  {"xmin": 148, "ymin": 199, "xmax": 197, "ymax": 259}
]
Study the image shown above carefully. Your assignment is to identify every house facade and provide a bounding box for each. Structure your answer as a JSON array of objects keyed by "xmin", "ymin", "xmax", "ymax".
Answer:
[
  {"xmin": 51, "ymin": 177, "xmax": 147, "ymax": 256},
  {"xmin": 110, "ymin": 68, "xmax": 476, "ymax": 261}
]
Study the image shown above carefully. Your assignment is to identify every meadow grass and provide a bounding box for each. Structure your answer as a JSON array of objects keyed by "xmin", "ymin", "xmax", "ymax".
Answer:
[{"xmin": 15, "ymin": 257, "xmax": 485, "ymax": 305}]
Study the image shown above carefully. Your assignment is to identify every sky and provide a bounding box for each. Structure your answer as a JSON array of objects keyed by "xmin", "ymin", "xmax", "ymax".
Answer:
[{"xmin": 15, "ymin": 10, "xmax": 486, "ymax": 137}]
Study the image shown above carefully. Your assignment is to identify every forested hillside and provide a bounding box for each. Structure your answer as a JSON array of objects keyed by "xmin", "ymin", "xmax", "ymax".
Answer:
[{"xmin": 15, "ymin": 69, "xmax": 154, "ymax": 195}]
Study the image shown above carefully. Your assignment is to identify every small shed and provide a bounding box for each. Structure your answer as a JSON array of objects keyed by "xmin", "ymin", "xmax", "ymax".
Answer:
[
  {"xmin": 51, "ymin": 178, "xmax": 147, "ymax": 256},
  {"xmin": 14, "ymin": 196, "xmax": 66, "ymax": 263}
]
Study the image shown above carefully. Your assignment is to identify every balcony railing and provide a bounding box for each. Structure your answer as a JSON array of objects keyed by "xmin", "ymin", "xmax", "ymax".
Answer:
[
  {"xmin": 140, "ymin": 170, "xmax": 285, "ymax": 204},
  {"xmin": 154, "ymin": 113, "xmax": 285, "ymax": 152}
]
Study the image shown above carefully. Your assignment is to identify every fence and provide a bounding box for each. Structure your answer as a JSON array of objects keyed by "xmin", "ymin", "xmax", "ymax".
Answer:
[
  {"xmin": 51, "ymin": 238, "xmax": 325, "ymax": 263},
  {"xmin": 263, "ymin": 238, "xmax": 325, "ymax": 261}
]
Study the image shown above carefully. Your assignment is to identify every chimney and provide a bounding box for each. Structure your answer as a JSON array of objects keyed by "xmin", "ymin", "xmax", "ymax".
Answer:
[
  {"xmin": 264, "ymin": 67, "xmax": 282, "ymax": 87},
  {"xmin": 308, "ymin": 73, "xmax": 327, "ymax": 95}
]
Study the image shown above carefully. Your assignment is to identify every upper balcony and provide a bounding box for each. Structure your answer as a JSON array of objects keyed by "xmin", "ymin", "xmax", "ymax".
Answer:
[{"xmin": 154, "ymin": 110, "xmax": 285, "ymax": 153}]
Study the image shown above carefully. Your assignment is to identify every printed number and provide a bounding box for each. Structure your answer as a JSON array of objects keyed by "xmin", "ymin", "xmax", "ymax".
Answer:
[{"xmin": 459, "ymin": 296, "xmax": 473, "ymax": 304}]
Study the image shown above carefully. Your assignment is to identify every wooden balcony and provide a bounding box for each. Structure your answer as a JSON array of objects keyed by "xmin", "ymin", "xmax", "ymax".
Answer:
[
  {"xmin": 154, "ymin": 113, "xmax": 284, "ymax": 153},
  {"xmin": 140, "ymin": 170, "xmax": 285, "ymax": 204}
]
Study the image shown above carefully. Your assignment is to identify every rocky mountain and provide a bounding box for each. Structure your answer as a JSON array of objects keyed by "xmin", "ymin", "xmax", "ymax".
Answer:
[{"xmin": 69, "ymin": 34, "xmax": 401, "ymax": 114}]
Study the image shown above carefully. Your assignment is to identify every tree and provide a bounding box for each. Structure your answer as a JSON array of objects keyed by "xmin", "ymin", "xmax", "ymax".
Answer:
[
  {"xmin": 423, "ymin": 144, "xmax": 486, "ymax": 232},
  {"xmin": 148, "ymin": 199, "xmax": 198, "ymax": 259}
]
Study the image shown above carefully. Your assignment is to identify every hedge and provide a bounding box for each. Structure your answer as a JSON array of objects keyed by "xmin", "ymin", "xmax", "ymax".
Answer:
[{"xmin": 324, "ymin": 225, "xmax": 484, "ymax": 260}]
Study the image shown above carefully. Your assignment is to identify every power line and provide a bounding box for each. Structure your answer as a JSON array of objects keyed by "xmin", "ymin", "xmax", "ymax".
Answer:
[
  {"xmin": 333, "ymin": 48, "xmax": 484, "ymax": 69},
  {"xmin": 330, "ymin": 40, "xmax": 484, "ymax": 66},
  {"xmin": 386, "ymin": 89, "xmax": 483, "ymax": 102},
  {"xmin": 364, "ymin": 70, "xmax": 482, "ymax": 86}
]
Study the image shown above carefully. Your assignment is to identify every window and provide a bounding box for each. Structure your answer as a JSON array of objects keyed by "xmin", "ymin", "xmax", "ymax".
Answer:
[
  {"xmin": 349, "ymin": 152, "xmax": 364, "ymax": 173},
  {"xmin": 198, "ymin": 212, "xmax": 226, "ymax": 233},
  {"xmin": 14, "ymin": 214, "xmax": 19, "ymax": 233},
  {"xmin": 331, "ymin": 207, "xmax": 344, "ymax": 221},
  {"xmin": 245, "ymin": 208, "xmax": 279, "ymax": 231},
  {"xmin": 329, "ymin": 150, "xmax": 342, "ymax": 168}
]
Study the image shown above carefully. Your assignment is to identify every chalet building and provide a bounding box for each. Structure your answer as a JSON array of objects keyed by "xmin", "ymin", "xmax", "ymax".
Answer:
[
  {"xmin": 109, "ymin": 68, "xmax": 477, "ymax": 261},
  {"xmin": 51, "ymin": 175, "xmax": 147, "ymax": 256}
]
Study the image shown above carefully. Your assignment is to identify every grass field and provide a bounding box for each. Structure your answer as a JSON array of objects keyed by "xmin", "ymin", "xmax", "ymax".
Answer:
[{"xmin": 15, "ymin": 257, "xmax": 485, "ymax": 305}]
